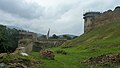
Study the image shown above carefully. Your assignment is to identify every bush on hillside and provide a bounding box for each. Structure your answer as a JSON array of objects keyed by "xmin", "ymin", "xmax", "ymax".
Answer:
[
  {"xmin": 0, "ymin": 25, "xmax": 19, "ymax": 53},
  {"xmin": 62, "ymin": 45, "xmax": 73, "ymax": 48},
  {"xmin": 55, "ymin": 50, "xmax": 67, "ymax": 55}
]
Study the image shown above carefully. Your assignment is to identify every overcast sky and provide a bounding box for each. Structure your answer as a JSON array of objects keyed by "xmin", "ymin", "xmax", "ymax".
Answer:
[{"xmin": 0, "ymin": 0, "xmax": 119, "ymax": 36}]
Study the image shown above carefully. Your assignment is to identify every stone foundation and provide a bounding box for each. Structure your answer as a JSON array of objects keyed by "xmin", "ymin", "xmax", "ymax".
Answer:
[{"xmin": 32, "ymin": 39, "xmax": 67, "ymax": 51}]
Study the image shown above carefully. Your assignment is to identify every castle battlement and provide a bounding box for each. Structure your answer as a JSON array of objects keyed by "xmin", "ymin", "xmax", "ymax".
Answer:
[
  {"xmin": 18, "ymin": 31, "xmax": 37, "ymax": 41},
  {"xmin": 83, "ymin": 6, "xmax": 120, "ymax": 33},
  {"xmin": 83, "ymin": 12, "xmax": 101, "ymax": 33}
]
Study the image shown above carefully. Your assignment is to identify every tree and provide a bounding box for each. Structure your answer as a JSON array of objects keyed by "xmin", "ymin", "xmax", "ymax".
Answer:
[
  {"xmin": 73, "ymin": 36, "xmax": 78, "ymax": 39},
  {"xmin": 63, "ymin": 35, "xmax": 72, "ymax": 40},
  {"xmin": 0, "ymin": 25, "xmax": 19, "ymax": 53},
  {"xmin": 0, "ymin": 25, "xmax": 9, "ymax": 52},
  {"xmin": 6, "ymin": 28, "xmax": 19, "ymax": 52},
  {"xmin": 52, "ymin": 34, "xmax": 59, "ymax": 39}
]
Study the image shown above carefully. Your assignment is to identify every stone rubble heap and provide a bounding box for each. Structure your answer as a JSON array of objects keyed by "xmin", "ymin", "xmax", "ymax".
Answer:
[
  {"xmin": 82, "ymin": 54, "xmax": 120, "ymax": 65},
  {"xmin": 40, "ymin": 49, "xmax": 55, "ymax": 60}
]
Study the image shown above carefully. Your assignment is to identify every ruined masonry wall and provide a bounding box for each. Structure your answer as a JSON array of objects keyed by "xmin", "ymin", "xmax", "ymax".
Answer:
[
  {"xmin": 84, "ymin": 6, "xmax": 120, "ymax": 33},
  {"xmin": 33, "ymin": 40, "xmax": 67, "ymax": 52}
]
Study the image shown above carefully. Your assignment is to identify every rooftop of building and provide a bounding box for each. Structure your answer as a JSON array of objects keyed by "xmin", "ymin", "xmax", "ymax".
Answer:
[{"xmin": 83, "ymin": 12, "xmax": 101, "ymax": 16}]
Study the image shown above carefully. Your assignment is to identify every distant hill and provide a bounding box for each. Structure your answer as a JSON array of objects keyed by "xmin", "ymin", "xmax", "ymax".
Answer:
[
  {"xmin": 36, "ymin": 33, "xmax": 44, "ymax": 37},
  {"xmin": 7, "ymin": 25, "xmax": 24, "ymax": 30},
  {"xmin": 58, "ymin": 34, "xmax": 78, "ymax": 40},
  {"xmin": 59, "ymin": 34, "xmax": 77, "ymax": 38}
]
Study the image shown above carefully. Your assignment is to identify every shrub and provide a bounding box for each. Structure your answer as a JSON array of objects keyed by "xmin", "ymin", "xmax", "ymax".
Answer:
[
  {"xmin": 40, "ymin": 49, "xmax": 55, "ymax": 60},
  {"xmin": 62, "ymin": 46, "xmax": 73, "ymax": 49},
  {"xmin": 1, "ymin": 53, "xmax": 14, "ymax": 63},
  {"xmin": 56, "ymin": 50, "xmax": 67, "ymax": 55}
]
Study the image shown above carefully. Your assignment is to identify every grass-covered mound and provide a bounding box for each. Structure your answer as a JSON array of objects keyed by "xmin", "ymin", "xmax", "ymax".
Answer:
[
  {"xmin": 63, "ymin": 20, "xmax": 120, "ymax": 48},
  {"xmin": 0, "ymin": 53, "xmax": 41, "ymax": 68}
]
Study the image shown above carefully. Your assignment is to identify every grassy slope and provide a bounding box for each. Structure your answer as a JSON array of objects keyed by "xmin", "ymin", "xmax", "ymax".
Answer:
[{"xmin": 31, "ymin": 20, "xmax": 120, "ymax": 68}]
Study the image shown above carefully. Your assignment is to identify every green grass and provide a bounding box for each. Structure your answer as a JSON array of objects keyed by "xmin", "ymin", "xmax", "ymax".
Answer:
[
  {"xmin": 30, "ymin": 20, "xmax": 120, "ymax": 68},
  {"xmin": 30, "ymin": 47, "xmax": 89, "ymax": 68},
  {"xmin": 30, "ymin": 46, "xmax": 120, "ymax": 68}
]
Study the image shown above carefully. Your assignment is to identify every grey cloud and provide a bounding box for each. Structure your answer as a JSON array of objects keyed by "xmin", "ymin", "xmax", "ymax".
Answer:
[
  {"xmin": 0, "ymin": 0, "xmax": 44, "ymax": 19},
  {"xmin": 0, "ymin": 0, "xmax": 120, "ymax": 36},
  {"xmin": 41, "ymin": 2, "xmax": 76, "ymax": 21}
]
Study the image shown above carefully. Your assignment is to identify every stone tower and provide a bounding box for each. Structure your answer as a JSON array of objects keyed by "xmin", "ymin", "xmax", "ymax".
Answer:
[
  {"xmin": 83, "ymin": 12, "xmax": 101, "ymax": 33},
  {"xmin": 46, "ymin": 28, "xmax": 50, "ymax": 40}
]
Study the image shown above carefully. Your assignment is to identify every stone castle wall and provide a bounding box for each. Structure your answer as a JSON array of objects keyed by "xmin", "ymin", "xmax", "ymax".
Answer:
[
  {"xmin": 83, "ymin": 12, "xmax": 101, "ymax": 32},
  {"xmin": 18, "ymin": 31, "xmax": 37, "ymax": 41},
  {"xmin": 94, "ymin": 6, "xmax": 120, "ymax": 27},
  {"xmin": 18, "ymin": 31, "xmax": 67, "ymax": 52},
  {"xmin": 83, "ymin": 6, "xmax": 120, "ymax": 33},
  {"xmin": 33, "ymin": 39, "xmax": 67, "ymax": 51},
  {"xmin": 18, "ymin": 39, "xmax": 33, "ymax": 53},
  {"xmin": 18, "ymin": 39, "xmax": 66, "ymax": 52},
  {"xmin": 18, "ymin": 31, "xmax": 37, "ymax": 53}
]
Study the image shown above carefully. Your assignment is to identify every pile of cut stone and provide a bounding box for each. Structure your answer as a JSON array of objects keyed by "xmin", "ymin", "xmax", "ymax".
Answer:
[
  {"xmin": 40, "ymin": 49, "xmax": 55, "ymax": 60},
  {"xmin": 82, "ymin": 54, "xmax": 120, "ymax": 65}
]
